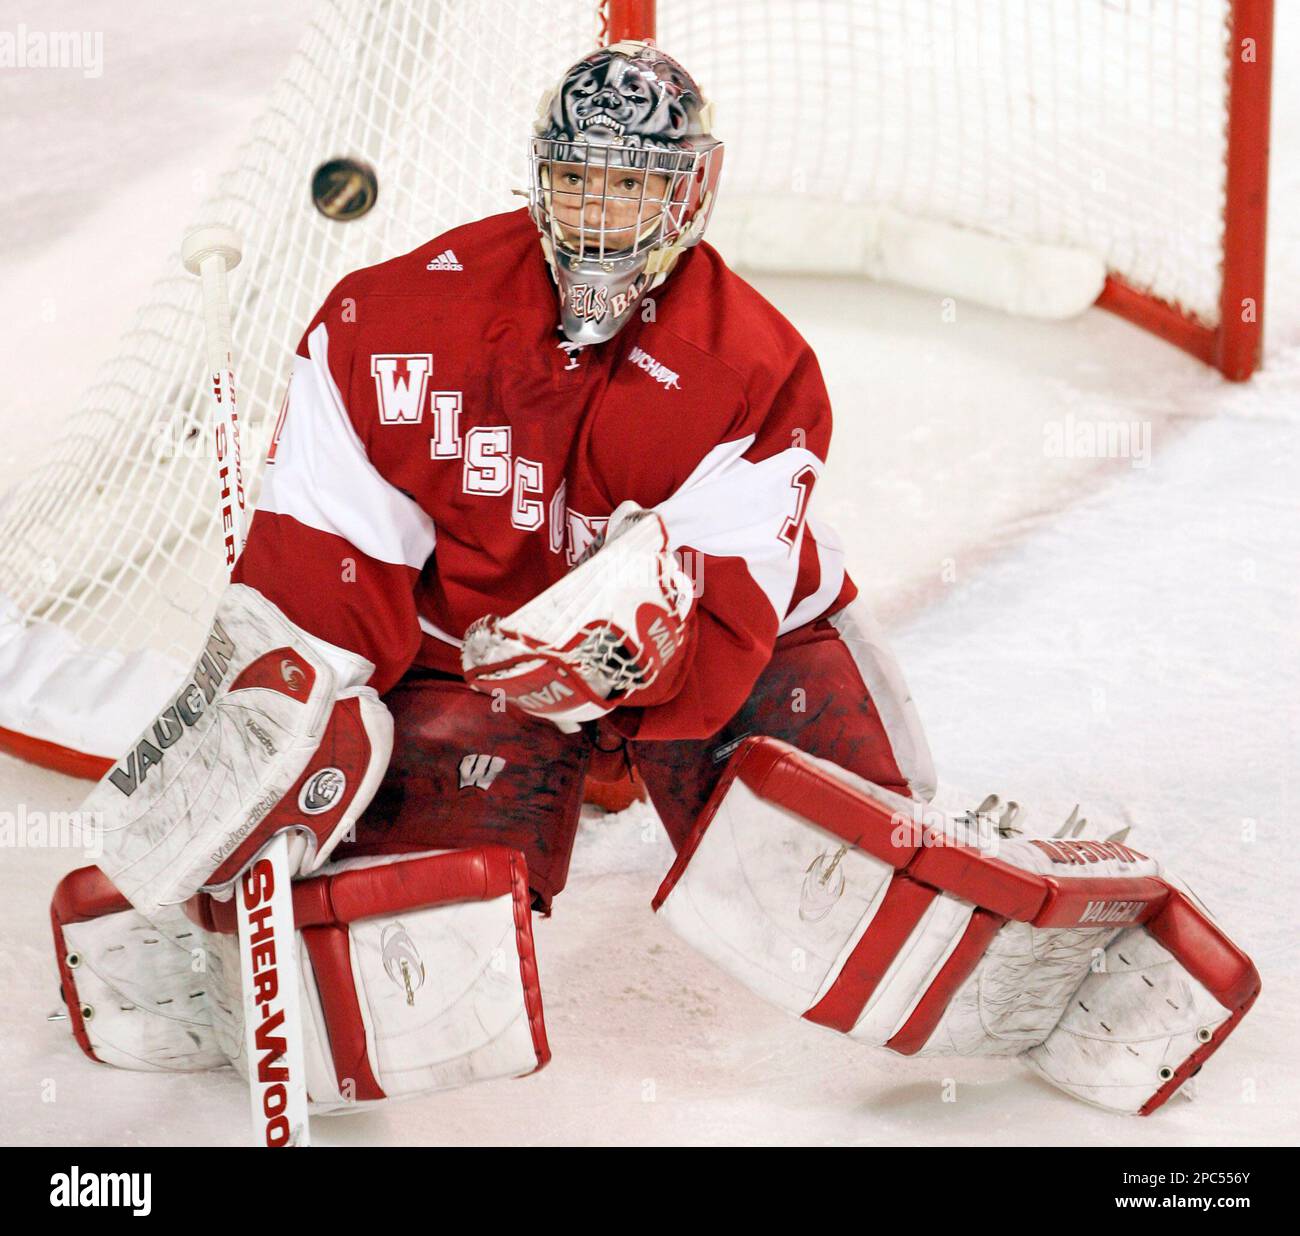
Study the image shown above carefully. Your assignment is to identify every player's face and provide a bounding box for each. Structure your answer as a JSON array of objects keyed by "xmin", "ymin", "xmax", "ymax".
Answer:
[{"xmin": 548, "ymin": 162, "xmax": 672, "ymax": 256}]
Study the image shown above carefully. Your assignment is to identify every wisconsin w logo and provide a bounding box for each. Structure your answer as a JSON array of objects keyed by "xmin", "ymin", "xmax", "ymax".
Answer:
[
  {"xmin": 371, "ymin": 353, "xmax": 431, "ymax": 424},
  {"xmin": 458, "ymin": 753, "xmax": 506, "ymax": 790}
]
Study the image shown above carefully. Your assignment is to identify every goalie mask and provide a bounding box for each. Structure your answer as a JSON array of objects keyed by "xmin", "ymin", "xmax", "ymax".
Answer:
[{"xmin": 529, "ymin": 41, "xmax": 724, "ymax": 345}]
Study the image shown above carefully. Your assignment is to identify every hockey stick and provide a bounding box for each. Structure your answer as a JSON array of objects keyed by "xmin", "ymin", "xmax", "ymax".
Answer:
[{"xmin": 182, "ymin": 226, "xmax": 311, "ymax": 1147}]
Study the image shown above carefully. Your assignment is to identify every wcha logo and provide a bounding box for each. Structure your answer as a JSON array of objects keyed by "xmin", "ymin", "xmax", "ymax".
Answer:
[{"xmin": 627, "ymin": 344, "xmax": 681, "ymax": 390}]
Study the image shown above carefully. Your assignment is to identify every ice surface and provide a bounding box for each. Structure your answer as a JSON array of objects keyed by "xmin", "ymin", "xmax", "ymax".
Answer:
[{"xmin": 0, "ymin": 0, "xmax": 1295, "ymax": 1145}]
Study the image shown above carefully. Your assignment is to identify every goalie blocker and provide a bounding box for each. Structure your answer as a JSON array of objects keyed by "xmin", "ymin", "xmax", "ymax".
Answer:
[
  {"xmin": 50, "ymin": 847, "xmax": 549, "ymax": 1109},
  {"xmin": 84, "ymin": 584, "xmax": 394, "ymax": 917},
  {"xmin": 653, "ymin": 737, "xmax": 1259, "ymax": 1115}
]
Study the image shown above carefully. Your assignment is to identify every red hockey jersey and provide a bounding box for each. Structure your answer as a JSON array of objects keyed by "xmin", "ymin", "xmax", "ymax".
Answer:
[{"xmin": 233, "ymin": 208, "xmax": 855, "ymax": 740}]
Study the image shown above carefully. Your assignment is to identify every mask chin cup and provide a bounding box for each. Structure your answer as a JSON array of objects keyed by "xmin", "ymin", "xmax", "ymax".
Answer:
[{"xmin": 553, "ymin": 249, "xmax": 655, "ymax": 346}]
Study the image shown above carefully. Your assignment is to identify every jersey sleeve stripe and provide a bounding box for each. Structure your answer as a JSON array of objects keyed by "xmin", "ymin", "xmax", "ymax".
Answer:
[
  {"xmin": 258, "ymin": 324, "xmax": 437, "ymax": 569},
  {"xmin": 656, "ymin": 437, "xmax": 825, "ymax": 625},
  {"xmin": 781, "ymin": 517, "xmax": 847, "ymax": 634}
]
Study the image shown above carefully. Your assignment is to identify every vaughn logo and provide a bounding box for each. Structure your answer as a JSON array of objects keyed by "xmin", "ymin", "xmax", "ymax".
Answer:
[
  {"xmin": 643, "ymin": 615, "xmax": 678, "ymax": 665},
  {"xmin": 280, "ymin": 657, "xmax": 307, "ymax": 692},
  {"xmin": 108, "ymin": 621, "xmax": 236, "ymax": 797},
  {"xmin": 426, "ymin": 248, "xmax": 463, "ymax": 271},
  {"xmin": 627, "ymin": 344, "xmax": 681, "ymax": 390},
  {"xmin": 381, "ymin": 923, "xmax": 426, "ymax": 1005},
  {"xmin": 50, "ymin": 1167, "xmax": 151, "ymax": 1216},
  {"xmin": 516, "ymin": 679, "xmax": 575, "ymax": 714},
  {"xmin": 458, "ymin": 753, "xmax": 506, "ymax": 790},
  {"xmin": 1079, "ymin": 899, "xmax": 1147, "ymax": 925},
  {"xmin": 299, "ymin": 767, "xmax": 346, "ymax": 814}
]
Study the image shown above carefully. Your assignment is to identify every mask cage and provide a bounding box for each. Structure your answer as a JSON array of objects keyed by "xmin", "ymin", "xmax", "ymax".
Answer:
[{"xmin": 530, "ymin": 137, "xmax": 703, "ymax": 262}]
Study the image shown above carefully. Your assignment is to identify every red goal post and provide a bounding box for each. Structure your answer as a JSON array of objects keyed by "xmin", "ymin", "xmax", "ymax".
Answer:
[
  {"xmin": 1090, "ymin": 0, "xmax": 1272, "ymax": 380},
  {"xmin": 606, "ymin": 0, "xmax": 1272, "ymax": 381}
]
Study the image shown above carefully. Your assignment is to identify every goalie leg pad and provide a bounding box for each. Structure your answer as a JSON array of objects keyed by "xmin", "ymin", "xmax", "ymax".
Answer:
[
  {"xmin": 651, "ymin": 736, "xmax": 968, "ymax": 1035},
  {"xmin": 192, "ymin": 846, "xmax": 549, "ymax": 1112},
  {"xmin": 653, "ymin": 737, "xmax": 1258, "ymax": 1113},
  {"xmin": 1026, "ymin": 892, "xmax": 1260, "ymax": 1115},
  {"xmin": 50, "ymin": 866, "xmax": 228, "ymax": 1071}
]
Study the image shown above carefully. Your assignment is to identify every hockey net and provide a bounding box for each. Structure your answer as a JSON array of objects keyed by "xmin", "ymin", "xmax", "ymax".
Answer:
[{"xmin": 0, "ymin": 0, "xmax": 1272, "ymax": 775}]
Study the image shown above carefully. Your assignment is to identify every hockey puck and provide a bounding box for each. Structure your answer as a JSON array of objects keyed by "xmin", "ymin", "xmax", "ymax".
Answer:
[{"xmin": 311, "ymin": 156, "xmax": 379, "ymax": 221}]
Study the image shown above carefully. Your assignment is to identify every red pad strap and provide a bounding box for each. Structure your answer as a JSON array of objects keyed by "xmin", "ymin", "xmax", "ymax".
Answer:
[
  {"xmin": 886, "ymin": 908, "xmax": 1005, "ymax": 1055},
  {"xmin": 1146, "ymin": 888, "xmax": 1261, "ymax": 1010},
  {"xmin": 803, "ymin": 875, "xmax": 937, "ymax": 1033},
  {"xmin": 909, "ymin": 843, "xmax": 1048, "ymax": 922},
  {"xmin": 1033, "ymin": 875, "xmax": 1169, "ymax": 928},
  {"xmin": 506, "ymin": 848, "xmax": 551, "ymax": 1072},
  {"xmin": 300, "ymin": 925, "xmax": 386, "ymax": 1103},
  {"xmin": 1137, "ymin": 889, "xmax": 1261, "ymax": 1114},
  {"xmin": 196, "ymin": 845, "xmax": 521, "ymax": 935},
  {"xmin": 656, "ymin": 737, "xmax": 1173, "ymax": 929},
  {"xmin": 912, "ymin": 844, "xmax": 1170, "ymax": 928},
  {"xmin": 51, "ymin": 865, "xmax": 131, "ymax": 923}
]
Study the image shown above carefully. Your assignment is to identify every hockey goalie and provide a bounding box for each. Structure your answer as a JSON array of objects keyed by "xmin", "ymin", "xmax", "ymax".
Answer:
[{"xmin": 51, "ymin": 40, "xmax": 1257, "ymax": 1119}]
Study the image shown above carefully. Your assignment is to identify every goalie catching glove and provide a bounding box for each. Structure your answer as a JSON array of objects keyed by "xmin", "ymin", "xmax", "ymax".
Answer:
[
  {"xmin": 461, "ymin": 502, "xmax": 696, "ymax": 727},
  {"xmin": 81, "ymin": 584, "xmax": 392, "ymax": 917}
]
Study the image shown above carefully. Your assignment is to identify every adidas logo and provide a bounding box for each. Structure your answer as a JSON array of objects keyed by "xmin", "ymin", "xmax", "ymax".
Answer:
[{"xmin": 426, "ymin": 248, "xmax": 463, "ymax": 271}]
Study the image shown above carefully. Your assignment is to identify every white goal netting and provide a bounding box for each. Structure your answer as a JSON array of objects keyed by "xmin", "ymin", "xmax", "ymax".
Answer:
[{"xmin": 0, "ymin": 0, "xmax": 1258, "ymax": 766}]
